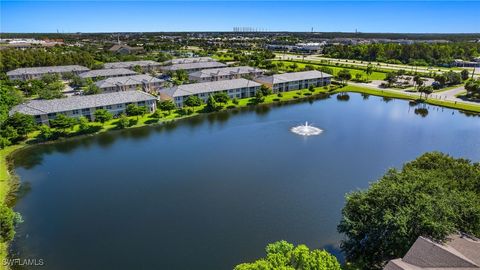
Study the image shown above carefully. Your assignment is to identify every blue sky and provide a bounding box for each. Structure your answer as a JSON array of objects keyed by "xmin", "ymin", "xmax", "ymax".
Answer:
[{"xmin": 1, "ymin": 1, "xmax": 479, "ymax": 33}]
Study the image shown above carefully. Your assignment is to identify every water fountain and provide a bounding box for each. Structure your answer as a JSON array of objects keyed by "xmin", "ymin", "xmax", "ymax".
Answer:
[{"xmin": 291, "ymin": 122, "xmax": 323, "ymax": 136}]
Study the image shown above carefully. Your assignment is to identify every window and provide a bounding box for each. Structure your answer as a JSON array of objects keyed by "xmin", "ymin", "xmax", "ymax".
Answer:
[
  {"xmin": 47, "ymin": 113, "xmax": 56, "ymax": 119},
  {"xmin": 82, "ymin": 108, "xmax": 90, "ymax": 114},
  {"xmin": 116, "ymin": 104, "xmax": 123, "ymax": 109},
  {"xmin": 72, "ymin": 110, "xmax": 79, "ymax": 115},
  {"xmin": 106, "ymin": 105, "xmax": 112, "ymax": 110}
]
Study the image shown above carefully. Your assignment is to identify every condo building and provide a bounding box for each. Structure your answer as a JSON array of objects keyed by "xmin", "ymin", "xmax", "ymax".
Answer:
[
  {"xmin": 10, "ymin": 91, "xmax": 157, "ymax": 124},
  {"xmin": 7, "ymin": 65, "xmax": 90, "ymax": 81},
  {"xmin": 160, "ymin": 61, "xmax": 227, "ymax": 74},
  {"xmin": 104, "ymin": 60, "xmax": 162, "ymax": 72},
  {"xmin": 159, "ymin": 78, "xmax": 261, "ymax": 107},
  {"xmin": 78, "ymin": 68, "xmax": 138, "ymax": 80},
  {"xmin": 254, "ymin": 70, "xmax": 332, "ymax": 92},
  {"xmin": 95, "ymin": 74, "xmax": 164, "ymax": 93},
  {"xmin": 188, "ymin": 66, "xmax": 264, "ymax": 82}
]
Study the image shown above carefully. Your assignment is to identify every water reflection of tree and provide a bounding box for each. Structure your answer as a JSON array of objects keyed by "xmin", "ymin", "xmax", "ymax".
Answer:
[
  {"xmin": 336, "ymin": 93, "xmax": 350, "ymax": 101},
  {"xmin": 361, "ymin": 93, "xmax": 370, "ymax": 100},
  {"xmin": 255, "ymin": 105, "xmax": 271, "ymax": 116},
  {"xmin": 459, "ymin": 111, "xmax": 480, "ymax": 117},
  {"xmin": 414, "ymin": 107, "xmax": 429, "ymax": 117},
  {"xmin": 382, "ymin": 97, "xmax": 393, "ymax": 103}
]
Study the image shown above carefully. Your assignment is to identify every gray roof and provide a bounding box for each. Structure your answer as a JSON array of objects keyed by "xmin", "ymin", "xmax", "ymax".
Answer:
[
  {"xmin": 7, "ymin": 65, "xmax": 90, "ymax": 76},
  {"xmin": 165, "ymin": 57, "xmax": 215, "ymax": 65},
  {"xmin": 384, "ymin": 234, "xmax": 480, "ymax": 270},
  {"xmin": 189, "ymin": 66, "xmax": 263, "ymax": 78},
  {"xmin": 95, "ymin": 75, "xmax": 164, "ymax": 89},
  {"xmin": 79, "ymin": 68, "xmax": 137, "ymax": 79},
  {"xmin": 104, "ymin": 60, "xmax": 160, "ymax": 69},
  {"xmin": 160, "ymin": 61, "xmax": 227, "ymax": 72},
  {"xmin": 255, "ymin": 70, "xmax": 332, "ymax": 84},
  {"xmin": 159, "ymin": 78, "xmax": 260, "ymax": 98},
  {"xmin": 10, "ymin": 91, "xmax": 157, "ymax": 115}
]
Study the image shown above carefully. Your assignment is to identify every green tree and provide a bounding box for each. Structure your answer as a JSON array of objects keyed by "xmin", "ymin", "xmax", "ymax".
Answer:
[
  {"xmin": 337, "ymin": 69, "xmax": 352, "ymax": 83},
  {"xmin": 116, "ymin": 114, "xmax": 132, "ymax": 129},
  {"xmin": 338, "ymin": 152, "xmax": 480, "ymax": 269},
  {"xmin": 0, "ymin": 82, "xmax": 23, "ymax": 124},
  {"xmin": 37, "ymin": 124, "xmax": 54, "ymax": 141},
  {"xmin": 384, "ymin": 72, "xmax": 398, "ymax": 86},
  {"xmin": 175, "ymin": 70, "xmax": 189, "ymax": 82},
  {"xmin": 0, "ymin": 203, "xmax": 22, "ymax": 243},
  {"xmin": 213, "ymin": 92, "xmax": 230, "ymax": 104},
  {"xmin": 445, "ymin": 71, "xmax": 462, "ymax": 85},
  {"xmin": 434, "ymin": 74, "xmax": 447, "ymax": 87},
  {"xmin": 184, "ymin": 96, "xmax": 203, "ymax": 108},
  {"xmin": 260, "ymin": 84, "xmax": 272, "ymax": 96},
  {"xmin": 253, "ymin": 91, "xmax": 264, "ymax": 104},
  {"xmin": 461, "ymin": 69, "xmax": 469, "ymax": 81},
  {"xmin": 365, "ymin": 64, "xmax": 373, "ymax": 81},
  {"xmin": 41, "ymin": 73, "xmax": 61, "ymax": 84},
  {"xmin": 4, "ymin": 112, "xmax": 36, "ymax": 138},
  {"xmin": 205, "ymin": 95, "xmax": 222, "ymax": 112},
  {"xmin": 94, "ymin": 109, "xmax": 113, "ymax": 123},
  {"xmin": 84, "ymin": 82, "xmax": 102, "ymax": 95},
  {"xmin": 38, "ymin": 81, "xmax": 65, "ymax": 99},
  {"xmin": 50, "ymin": 114, "xmax": 77, "ymax": 131},
  {"xmin": 464, "ymin": 79, "xmax": 480, "ymax": 97},
  {"xmin": 234, "ymin": 241, "xmax": 341, "ymax": 270},
  {"xmin": 158, "ymin": 100, "xmax": 176, "ymax": 112},
  {"xmin": 126, "ymin": 104, "xmax": 148, "ymax": 117},
  {"xmin": 132, "ymin": 65, "xmax": 143, "ymax": 73},
  {"xmin": 309, "ymin": 85, "xmax": 316, "ymax": 92}
]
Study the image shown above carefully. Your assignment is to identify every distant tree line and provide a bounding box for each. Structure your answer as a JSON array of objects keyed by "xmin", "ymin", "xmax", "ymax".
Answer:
[
  {"xmin": 323, "ymin": 42, "xmax": 480, "ymax": 66},
  {"xmin": 0, "ymin": 46, "xmax": 164, "ymax": 73}
]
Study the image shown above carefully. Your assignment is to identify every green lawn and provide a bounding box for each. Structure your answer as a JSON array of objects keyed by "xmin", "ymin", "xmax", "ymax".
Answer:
[{"xmin": 271, "ymin": 60, "xmax": 387, "ymax": 80}]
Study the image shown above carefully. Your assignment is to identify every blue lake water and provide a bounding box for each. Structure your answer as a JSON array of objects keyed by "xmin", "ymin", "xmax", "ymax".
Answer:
[{"xmin": 10, "ymin": 93, "xmax": 480, "ymax": 270}]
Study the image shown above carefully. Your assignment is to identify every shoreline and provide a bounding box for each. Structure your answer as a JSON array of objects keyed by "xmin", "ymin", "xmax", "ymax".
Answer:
[{"xmin": 1, "ymin": 84, "xmax": 479, "ymax": 269}]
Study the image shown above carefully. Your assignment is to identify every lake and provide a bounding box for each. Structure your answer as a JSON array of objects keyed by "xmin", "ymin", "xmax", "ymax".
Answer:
[{"xmin": 9, "ymin": 93, "xmax": 480, "ymax": 270}]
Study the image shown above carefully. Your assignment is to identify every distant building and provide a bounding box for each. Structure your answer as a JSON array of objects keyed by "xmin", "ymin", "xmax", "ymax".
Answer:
[
  {"xmin": 254, "ymin": 70, "xmax": 332, "ymax": 92},
  {"xmin": 160, "ymin": 61, "xmax": 227, "ymax": 74},
  {"xmin": 95, "ymin": 74, "xmax": 164, "ymax": 93},
  {"xmin": 159, "ymin": 78, "xmax": 261, "ymax": 107},
  {"xmin": 79, "ymin": 68, "xmax": 138, "ymax": 80},
  {"xmin": 188, "ymin": 66, "xmax": 264, "ymax": 82},
  {"xmin": 7, "ymin": 65, "xmax": 90, "ymax": 81},
  {"xmin": 453, "ymin": 59, "xmax": 480, "ymax": 68},
  {"xmin": 104, "ymin": 60, "xmax": 161, "ymax": 72},
  {"xmin": 10, "ymin": 91, "xmax": 157, "ymax": 124},
  {"xmin": 384, "ymin": 234, "xmax": 480, "ymax": 270},
  {"xmin": 164, "ymin": 57, "xmax": 215, "ymax": 65},
  {"xmin": 108, "ymin": 44, "xmax": 144, "ymax": 55}
]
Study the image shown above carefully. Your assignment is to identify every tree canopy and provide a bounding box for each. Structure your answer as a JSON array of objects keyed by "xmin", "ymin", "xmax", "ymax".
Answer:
[
  {"xmin": 338, "ymin": 152, "xmax": 480, "ymax": 269},
  {"xmin": 323, "ymin": 42, "xmax": 480, "ymax": 66},
  {"xmin": 234, "ymin": 241, "xmax": 341, "ymax": 270}
]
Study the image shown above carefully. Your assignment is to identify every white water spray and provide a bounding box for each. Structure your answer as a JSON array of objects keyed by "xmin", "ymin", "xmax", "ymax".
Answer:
[{"xmin": 291, "ymin": 122, "xmax": 323, "ymax": 136}]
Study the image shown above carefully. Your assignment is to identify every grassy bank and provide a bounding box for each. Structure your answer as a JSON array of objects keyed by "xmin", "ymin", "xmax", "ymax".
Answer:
[{"xmin": 0, "ymin": 144, "xmax": 24, "ymax": 270}]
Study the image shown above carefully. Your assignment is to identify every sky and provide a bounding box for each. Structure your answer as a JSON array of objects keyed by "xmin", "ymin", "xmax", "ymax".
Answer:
[{"xmin": 1, "ymin": 1, "xmax": 479, "ymax": 33}]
